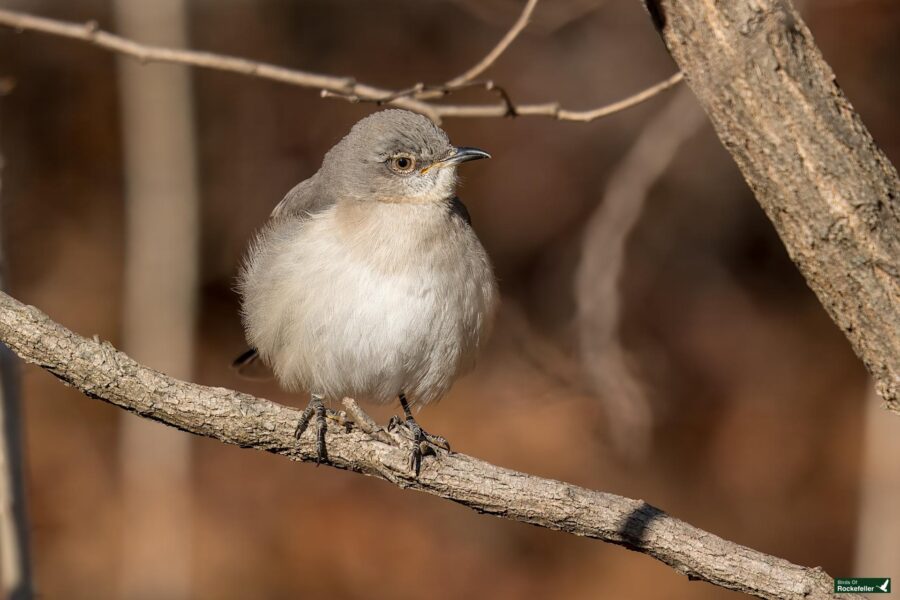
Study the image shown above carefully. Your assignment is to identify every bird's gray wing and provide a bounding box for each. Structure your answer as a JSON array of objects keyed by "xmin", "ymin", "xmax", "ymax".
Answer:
[
  {"xmin": 270, "ymin": 173, "xmax": 334, "ymax": 219},
  {"xmin": 233, "ymin": 173, "xmax": 333, "ymax": 378}
]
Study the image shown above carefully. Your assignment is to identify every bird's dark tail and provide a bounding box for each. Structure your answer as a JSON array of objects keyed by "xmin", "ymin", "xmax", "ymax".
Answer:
[
  {"xmin": 231, "ymin": 348, "xmax": 273, "ymax": 380},
  {"xmin": 231, "ymin": 347, "xmax": 258, "ymax": 369}
]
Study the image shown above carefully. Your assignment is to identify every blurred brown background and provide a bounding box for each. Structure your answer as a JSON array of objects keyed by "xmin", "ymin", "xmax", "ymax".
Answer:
[{"xmin": 1, "ymin": 0, "xmax": 898, "ymax": 598}]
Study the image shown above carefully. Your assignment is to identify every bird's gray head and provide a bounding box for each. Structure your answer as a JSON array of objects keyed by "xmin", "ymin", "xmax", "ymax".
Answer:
[{"xmin": 319, "ymin": 109, "xmax": 489, "ymax": 204}]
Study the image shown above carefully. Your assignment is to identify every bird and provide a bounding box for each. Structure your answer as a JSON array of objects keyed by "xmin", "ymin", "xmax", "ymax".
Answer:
[{"xmin": 236, "ymin": 109, "xmax": 498, "ymax": 474}]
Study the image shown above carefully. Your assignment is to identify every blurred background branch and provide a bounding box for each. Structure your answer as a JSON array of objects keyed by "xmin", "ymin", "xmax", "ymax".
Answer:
[
  {"xmin": 112, "ymin": 0, "xmax": 198, "ymax": 597},
  {"xmin": 0, "ymin": 290, "xmax": 839, "ymax": 600},
  {"xmin": 0, "ymin": 79, "xmax": 33, "ymax": 600},
  {"xmin": 575, "ymin": 87, "xmax": 706, "ymax": 460},
  {"xmin": 0, "ymin": 6, "xmax": 683, "ymax": 124},
  {"xmin": 853, "ymin": 384, "xmax": 900, "ymax": 575}
]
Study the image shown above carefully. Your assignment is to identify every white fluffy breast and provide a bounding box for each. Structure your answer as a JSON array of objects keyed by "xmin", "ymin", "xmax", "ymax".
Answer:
[{"xmin": 239, "ymin": 200, "xmax": 497, "ymax": 405}]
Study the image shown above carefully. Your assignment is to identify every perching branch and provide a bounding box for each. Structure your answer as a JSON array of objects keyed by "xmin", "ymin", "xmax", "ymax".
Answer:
[
  {"xmin": 644, "ymin": 1, "xmax": 900, "ymax": 412},
  {"xmin": 0, "ymin": 291, "xmax": 839, "ymax": 600},
  {"xmin": 0, "ymin": 7, "xmax": 682, "ymax": 124}
]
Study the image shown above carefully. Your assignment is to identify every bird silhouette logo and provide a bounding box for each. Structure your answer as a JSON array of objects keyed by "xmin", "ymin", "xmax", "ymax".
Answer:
[{"xmin": 878, "ymin": 579, "xmax": 890, "ymax": 593}]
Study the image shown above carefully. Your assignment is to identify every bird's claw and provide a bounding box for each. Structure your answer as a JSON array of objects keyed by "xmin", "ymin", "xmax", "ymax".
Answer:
[
  {"xmin": 387, "ymin": 415, "xmax": 450, "ymax": 476},
  {"xmin": 295, "ymin": 395, "xmax": 328, "ymax": 464}
]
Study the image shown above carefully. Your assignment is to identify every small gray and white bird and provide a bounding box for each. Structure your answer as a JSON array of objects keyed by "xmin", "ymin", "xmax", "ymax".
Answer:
[{"xmin": 237, "ymin": 109, "xmax": 498, "ymax": 472}]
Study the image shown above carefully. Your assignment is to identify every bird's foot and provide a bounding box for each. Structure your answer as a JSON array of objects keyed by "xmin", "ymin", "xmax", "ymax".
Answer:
[
  {"xmin": 387, "ymin": 414, "xmax": 450, "ymax": 476},
  {"xmin": 295, "ymin": 394, "xmax": 328, "ymax": 464}
]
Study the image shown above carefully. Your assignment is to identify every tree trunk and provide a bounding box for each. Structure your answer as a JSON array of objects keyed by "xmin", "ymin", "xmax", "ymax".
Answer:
[{"xmin": 645, "ymin": 0, "xmax": 900, "ymax": 412}]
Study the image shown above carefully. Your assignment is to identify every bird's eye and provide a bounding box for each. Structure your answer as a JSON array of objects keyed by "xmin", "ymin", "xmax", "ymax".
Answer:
[{"xmin": 388, "ymin": 154, "xmax": 416, "ymax": 174}]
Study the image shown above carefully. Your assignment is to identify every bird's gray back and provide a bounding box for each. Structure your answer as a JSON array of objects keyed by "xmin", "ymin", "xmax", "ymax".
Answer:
[{"xmin": 270, "ymin": 172, "xmax": 333, "ymax": 220}]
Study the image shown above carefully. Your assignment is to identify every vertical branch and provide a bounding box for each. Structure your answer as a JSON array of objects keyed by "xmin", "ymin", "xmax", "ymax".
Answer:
[
  {"xmin": 574, "ymin": 88, "xmax": 705, "ymax": 458},
  {"xmin": 113, "ymin": 0, "xmax": 199, "ymax": 597},
  {"xmin": 0, "ymin": 80, "xmax": 33, "ymax": 600}
]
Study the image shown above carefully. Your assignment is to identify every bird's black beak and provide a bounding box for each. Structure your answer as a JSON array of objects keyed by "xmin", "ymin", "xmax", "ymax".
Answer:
[
  {"xmin": 422, "ymin": 147, "xmax": 491, "ymax": 173},
  {"xmin": 448, "ymin": 147, "xmax": 491, "ymax": 165}
]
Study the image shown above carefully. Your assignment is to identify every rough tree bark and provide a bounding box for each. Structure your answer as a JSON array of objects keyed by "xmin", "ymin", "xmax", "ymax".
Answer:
[
  {"xmin": 644, "ymin": 0, "xmax": 900, "ymax": 411},
  {"xmin": 0, "ymin": 291, "xmax": 842, "ymax": 600}
]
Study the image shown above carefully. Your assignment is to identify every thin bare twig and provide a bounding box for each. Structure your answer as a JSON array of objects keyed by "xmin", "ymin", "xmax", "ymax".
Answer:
[
  {"xmin": 451, "ymin": 0, "xmax": 609, "ymax": 36},
  {"xmin": 318, "ymin": 0, "xmax": 527, "ymax": 110},
  {"xmin": 446, "ymin": 0, "xmax": 539, "ymax": 86},
  {"xmin": 0, "ymin": 7, "xmax": 682, "ymax": 124},
  {"xmin": 0, "ymin": 291, "xmax": 838, "ymax": 600},
  {"xmin": 431, "ymin": 72, "xmax": 685, "ymax": 121}
]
